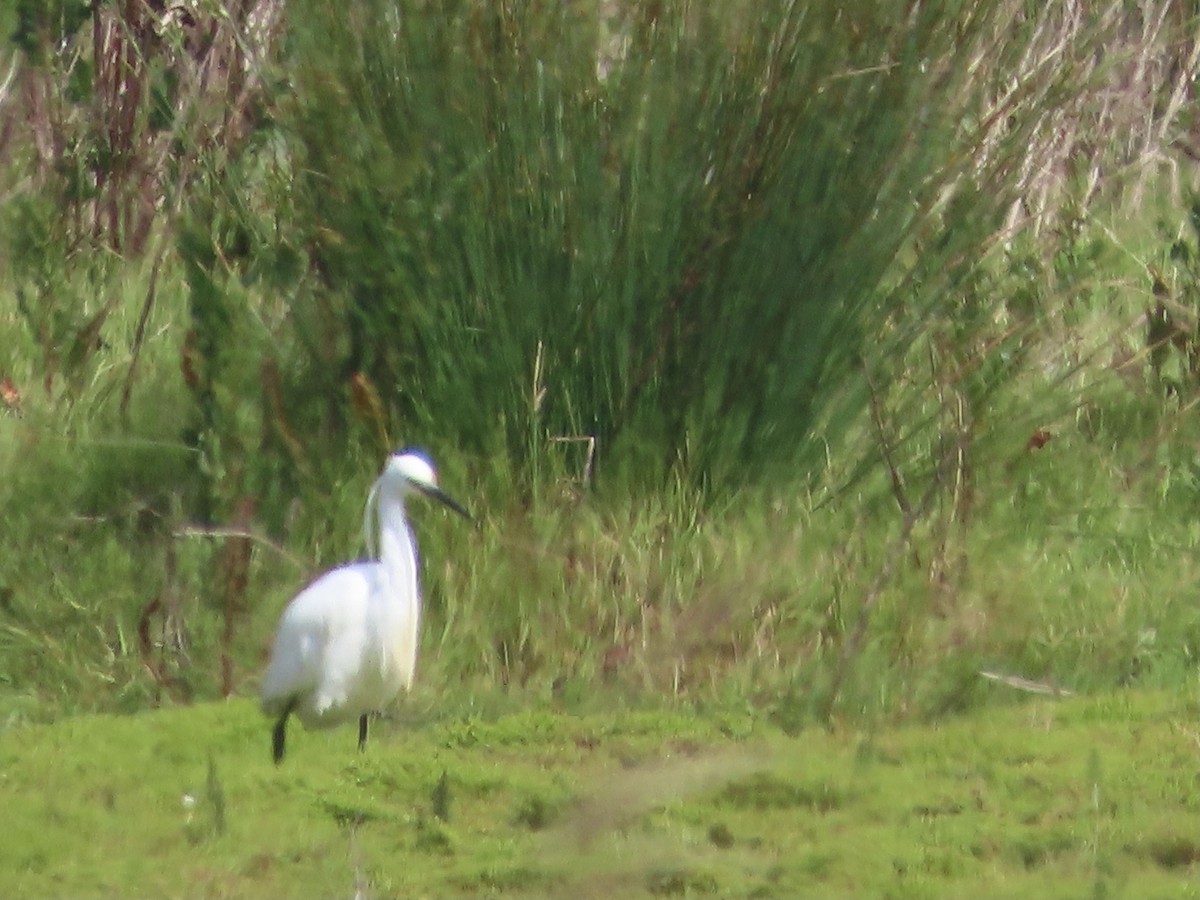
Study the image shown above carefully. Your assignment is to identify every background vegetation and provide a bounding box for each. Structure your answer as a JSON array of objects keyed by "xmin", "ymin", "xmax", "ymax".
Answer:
[{"xmin": 2, "ymin": 0, "xmax": 1200, "ymax": 894}]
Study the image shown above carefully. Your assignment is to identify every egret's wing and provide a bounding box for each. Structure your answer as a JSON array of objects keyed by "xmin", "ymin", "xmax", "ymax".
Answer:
[{"xmin": 260, "ymin": 563, "xmax": 374, "ymax": 719}]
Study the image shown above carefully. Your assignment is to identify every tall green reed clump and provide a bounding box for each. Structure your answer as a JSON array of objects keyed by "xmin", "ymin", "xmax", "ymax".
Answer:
[{"xmin": 284, "ymin": 1, "xmax": 1036, "ymax": 492}]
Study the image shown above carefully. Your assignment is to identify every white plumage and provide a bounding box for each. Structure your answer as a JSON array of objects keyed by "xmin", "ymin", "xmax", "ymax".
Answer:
[{"xmin": 260, "ymin": 450, "xmax": 470, "ymax": 763}]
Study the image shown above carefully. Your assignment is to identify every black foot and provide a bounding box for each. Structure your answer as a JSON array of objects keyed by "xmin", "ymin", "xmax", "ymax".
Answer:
[{"xmin": 358, "ymin": 713, "xmax": 369, "ymax": 753}]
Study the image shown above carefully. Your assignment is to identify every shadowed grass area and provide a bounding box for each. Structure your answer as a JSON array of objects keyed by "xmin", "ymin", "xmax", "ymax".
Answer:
[{"xmin": 2, "ymin": 689, "xmax": 1197, "ymax": 898}]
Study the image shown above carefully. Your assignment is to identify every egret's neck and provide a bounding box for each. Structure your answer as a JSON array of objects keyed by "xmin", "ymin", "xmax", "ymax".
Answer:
[{"xmin": 375, "ymin": 493, "xmax": 420, "ymax": 613}]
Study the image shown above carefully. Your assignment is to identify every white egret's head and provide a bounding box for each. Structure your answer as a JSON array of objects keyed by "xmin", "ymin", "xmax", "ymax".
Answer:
[
  {"xmin": 381, "ymin": 449, "xmax": 471, "ymax": 519},
  {"xmin": 387, "ymin": 450, "xmax": 438, "ymax": 490}
]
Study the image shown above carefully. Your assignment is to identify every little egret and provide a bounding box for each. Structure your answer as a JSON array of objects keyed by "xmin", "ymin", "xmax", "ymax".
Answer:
[{"xmin": 260, "ymin": 449, "xmax": 470, "ymax": 763}]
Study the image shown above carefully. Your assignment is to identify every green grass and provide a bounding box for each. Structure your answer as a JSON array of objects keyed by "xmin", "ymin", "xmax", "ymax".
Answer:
[{"xmin": 1, "ymin": 689, "xmax": 1197, "ymax": 898}]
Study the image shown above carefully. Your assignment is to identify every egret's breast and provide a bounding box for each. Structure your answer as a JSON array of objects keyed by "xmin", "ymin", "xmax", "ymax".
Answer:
[{"xmin": 345, "ymin": 604, "xmax": 412, "ymax": 709}]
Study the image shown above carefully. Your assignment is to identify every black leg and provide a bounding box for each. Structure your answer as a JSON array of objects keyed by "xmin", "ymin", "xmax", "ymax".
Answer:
[
  {"xmin": 272, "ymin": 715, "xmax": 288, "ymax": 765},
  {"xmin": 358, "ymin": 713, "xmax": 369, "ymax": 752},
  {"xmin": 272, "ymin": 698, "xmax": 296, "ymax": 765}
]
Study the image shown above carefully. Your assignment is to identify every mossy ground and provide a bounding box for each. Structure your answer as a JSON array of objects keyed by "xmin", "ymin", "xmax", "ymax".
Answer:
[{"xmin": 2, "ymin": 688, "xmax": 1197, "ymax": 899}]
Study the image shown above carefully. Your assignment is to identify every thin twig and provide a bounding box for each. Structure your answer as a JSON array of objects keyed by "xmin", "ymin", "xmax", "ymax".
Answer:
[
  {"xmin": 118, "ymin": 128, "xmax": 195, "ymax": 420},
  {"xmin": 119, "ymin": 234, "xmax": 169, "ymax": 419},
  {"xmin": 821, "ymin": 436, "xmax": 962, "ymax": 721},
  {"xmin": 550, "ymin": 434, "xmax": 597, "ymax": 485},
  {"xmin": 979, "ymin": 669, "xmax": 1074, "ymax": 697},
  {"xmin": 173, "ymin": 525, "xmax": 307, "ymax": 570},
  {"xmin": 864, "ymin": 362, "xmax": 910, "ymax": 518}
]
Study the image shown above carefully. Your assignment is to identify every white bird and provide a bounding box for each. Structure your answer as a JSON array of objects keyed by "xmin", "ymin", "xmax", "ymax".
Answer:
[{"xmin": 260, "ymin": 449, "xmax": 470, "ymax": 763}]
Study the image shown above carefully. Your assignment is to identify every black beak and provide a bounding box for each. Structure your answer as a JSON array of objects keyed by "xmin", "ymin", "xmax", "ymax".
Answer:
[{"xmin": 420, "ymin": 483, "xmax": 472, "ymax": 521}]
